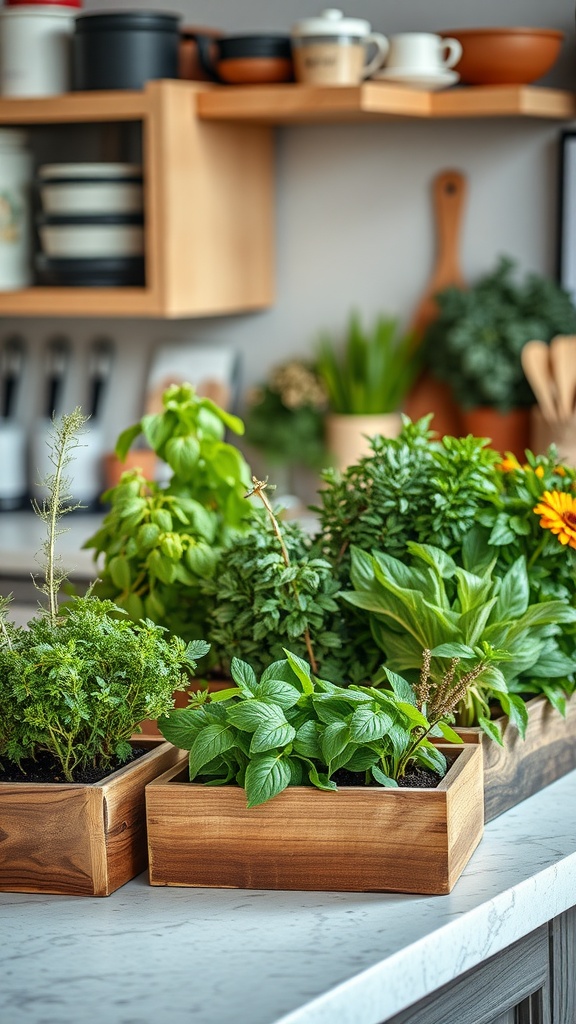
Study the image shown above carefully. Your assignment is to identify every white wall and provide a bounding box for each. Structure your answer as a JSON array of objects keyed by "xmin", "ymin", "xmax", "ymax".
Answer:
[{"xmin": 2, "ymin": 0, "xmax": 575, "ymax": 453}]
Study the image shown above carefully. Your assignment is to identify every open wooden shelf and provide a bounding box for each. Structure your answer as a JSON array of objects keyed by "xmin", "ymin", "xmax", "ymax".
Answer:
[
  {"xmin": 196, "ymin": 82, "xmax": 576, "ymax": 124},
  {"xmin": 0, "ymin": 81, "xmax": 274, "ymax": 318}
]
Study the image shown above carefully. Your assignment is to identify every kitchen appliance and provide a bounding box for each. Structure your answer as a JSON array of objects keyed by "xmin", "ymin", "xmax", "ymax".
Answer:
[
  {"xmin": 0, "ymin": 335, "xmax": 26, "ymax": 510},
  {"xmin": 72, "ymin": 10, "xmax": 181, "ymax": 91}
]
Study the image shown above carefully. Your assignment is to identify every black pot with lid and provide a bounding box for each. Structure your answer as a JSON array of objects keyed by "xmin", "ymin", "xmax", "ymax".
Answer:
[{"xmin": 72, "ymin": 10, "xmax": 182, "ymax": 91}]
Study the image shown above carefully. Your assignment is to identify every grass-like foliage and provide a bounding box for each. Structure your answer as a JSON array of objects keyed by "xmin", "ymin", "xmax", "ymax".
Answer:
[
  {"xmin": 315, "ymin": 311, "xmax": 418, "ymax": 415},
  {"xmin": 0, "ymin": 408, "xmax": 210, "ymax": 781},
  {"xmin": 158, "ymin": 649, "xmax": 466, "ymax": 808}
]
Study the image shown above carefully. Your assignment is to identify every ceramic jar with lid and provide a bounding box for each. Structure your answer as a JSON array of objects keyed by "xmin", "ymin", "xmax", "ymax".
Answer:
[
  {"xmin": 72, "ymin": 10, "xmax": 181, "ymax": 91},
  {"xmin": 0, "ymin": 4, "xmax": 77, "ymax": 96},
  {"xmin": 291, "ymin": 8, "xmax": 389, "ymax": 85},
  {"xmin": 0, "ymin": 129, "xmax": 33, "ymax": 291}
]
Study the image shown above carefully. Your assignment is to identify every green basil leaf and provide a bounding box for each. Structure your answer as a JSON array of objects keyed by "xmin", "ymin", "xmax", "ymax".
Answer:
[
  {"xmin": 229, "ymin": 658, "xmax": 257, "ymax": 695},
  {"xmin": 249, "ymin": 720, "xmax": 296, "ymax": 753},
  {"xmin": 244, "ymin": 754, "xmax": 291, "ymax": 807},
  {"xmin": 188, "ymin": 723, "xmax": 236, "ymax": 779}
]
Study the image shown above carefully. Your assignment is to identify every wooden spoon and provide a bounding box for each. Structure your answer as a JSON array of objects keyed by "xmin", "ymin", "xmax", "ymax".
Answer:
[
  {"xmin": 549, "ymin": 335, "xmax": 576, "ymax": 422},
  {"xmin": 521, "ymin": 339, "xmax": 558, "ymax": 424}
]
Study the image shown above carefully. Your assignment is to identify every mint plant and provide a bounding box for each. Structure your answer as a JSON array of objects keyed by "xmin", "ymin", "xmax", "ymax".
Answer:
[
  {"xmin": 158, "ymin": 649, "xmax": 467, "ymax": 807},
  {"xmin": 0, "ymin": 408, "xmax": 210, "ymax": 781}
]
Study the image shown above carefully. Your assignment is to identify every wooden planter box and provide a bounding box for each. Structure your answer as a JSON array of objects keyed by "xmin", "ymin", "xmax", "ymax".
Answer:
[
  {"xmin": 455, "ymin": 693, "xmax": 576, "ymax": 823},
  {"xmin": 146, "ymin": 744, "xmax": 483, "ymax": 895},
  {"xmin": 0, "ymin": 738, "xmax": 182, "ymax": 897}
]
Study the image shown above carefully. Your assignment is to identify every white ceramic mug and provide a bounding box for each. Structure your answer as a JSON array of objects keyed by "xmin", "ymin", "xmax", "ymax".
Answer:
[{"xmin": 385, "ymin": 33, "xmax": 462, "ymax": 73}]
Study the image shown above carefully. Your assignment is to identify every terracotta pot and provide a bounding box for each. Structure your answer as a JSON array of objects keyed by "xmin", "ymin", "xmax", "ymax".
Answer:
[
  {"xmin": 460, "ymin": 407, "xmax": 531, "ymax": 459},
  {"xmin": 102, "ymin": 449, "xmax": 157, "ymax": 490},
  {"xmin": 441, "ymin": 26, "xmax": 564, "ymax": 86},
  {"xmin": 404, "ymin": 372, "xmax": 463, "ymax": 438},
  {"xmin": 179, "ymin": 26, "xmax": 222, "ymax": 81},
  {"xmin": 325, "ymin": 412, "xmax": 402, "ymax": 471}
]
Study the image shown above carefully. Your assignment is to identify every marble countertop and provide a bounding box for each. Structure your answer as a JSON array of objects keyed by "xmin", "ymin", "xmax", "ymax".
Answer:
[{"xmin": 1, "ymin": 769, "xmax": 576, "ymax": 1024}]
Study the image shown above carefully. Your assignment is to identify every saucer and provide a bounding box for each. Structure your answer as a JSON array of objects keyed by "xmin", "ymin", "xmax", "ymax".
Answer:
[{"xmin": 372, "ymin": 67, "xmax": 460, "ymax": 90}]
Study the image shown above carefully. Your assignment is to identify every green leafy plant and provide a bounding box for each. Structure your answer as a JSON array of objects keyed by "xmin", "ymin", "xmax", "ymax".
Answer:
[
  {"xmin": 199, "ymin": 500, "xmax": 342, "ymax": 680},
  {"xmin": 244, "ymin": 359, "xmax": 328, "ymax": 470},
  {"xmin": 315, "ymin": 311, "xmax": 418, "ymax": 414},
  {"xmin": 344, "ymin": 539, "xmax": 576, "ymax": 741},
  {"xmin": 84, "ymin": 382, "xmax": 255, "ymax": 651},
  {"xmin": 158, "ymin": 649, "xmax": 467, "ymax": 807},
  {"xmin": 423, "ymin": 256, "xmax": 576, "ymax": 412},
  {"xmin": 0, "ymin": 409, "xmax": 209, "ymax": 781}
]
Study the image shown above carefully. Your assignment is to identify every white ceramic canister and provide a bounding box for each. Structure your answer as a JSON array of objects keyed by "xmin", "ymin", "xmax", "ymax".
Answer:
[
  {"xmin": 291, "ymin": 8, "xmax": 389, "ymax": 85},
  {"xmin": 0, "ymin": 5, "xmax": 77, "ymax": 97},
  {"xmin": 0, "ymin": 129, "xmax": 33, "ymax": 290}
]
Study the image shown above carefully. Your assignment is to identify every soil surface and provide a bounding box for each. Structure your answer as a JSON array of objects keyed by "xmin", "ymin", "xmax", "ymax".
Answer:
[
  {"xmin": 0, "ymin": 747, "xmax": 149, "ymax": 785},
  {"xmin": 332, "ymin": 757, "xmax": 455, "ymax": 790}
]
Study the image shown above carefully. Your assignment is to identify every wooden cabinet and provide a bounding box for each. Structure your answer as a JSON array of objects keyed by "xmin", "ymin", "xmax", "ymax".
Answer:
[
  {"xmin": 0, "ymin": 81, "xmax": 275, "ymax": 318},
  {"xmin": 0, "ymin": 81, "xmax": 574, "ymax": 319}
]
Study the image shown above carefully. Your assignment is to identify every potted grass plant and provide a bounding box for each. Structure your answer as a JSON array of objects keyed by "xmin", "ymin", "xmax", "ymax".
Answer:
[
  {"xmin": 315, "ymin": 310, "xmax": 418, "ymax": 470},
  {"xmin": 146, "ymin": 648, "xmax": 484, "ymax": 895},
  {"xmin": 0, "ymin": 408, "xmax": 209, "ymax": 896}
]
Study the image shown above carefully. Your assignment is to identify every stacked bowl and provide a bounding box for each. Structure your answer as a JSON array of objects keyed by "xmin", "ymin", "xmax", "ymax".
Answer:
[{"xmin": 35, "ymin": 162, "xmax": 145, "ymax": 286}]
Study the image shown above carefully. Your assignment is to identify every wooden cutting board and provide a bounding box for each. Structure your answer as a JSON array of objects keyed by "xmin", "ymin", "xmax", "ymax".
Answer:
[{"xmin": 404, "ymin": 168, "xmax": 468, "ymax": 437}]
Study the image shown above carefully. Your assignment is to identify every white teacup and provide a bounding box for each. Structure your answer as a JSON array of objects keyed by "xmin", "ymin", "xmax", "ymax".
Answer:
[{"xmin": 385, "ymin": 33, "xmax": 462, "ymax": 74}]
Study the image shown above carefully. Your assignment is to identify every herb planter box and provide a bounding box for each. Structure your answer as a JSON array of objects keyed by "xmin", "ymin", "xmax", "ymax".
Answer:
[
  {"xmin": 0, "ymin": 738, "xmax": 182, "ymax": 897},
  {"xmin": 455, "ymin": 693, "xmax": 576, "ymax": 823},
  {"xmin": 146, "ymin": 744, "xmax": 483, "ymax": 895}
]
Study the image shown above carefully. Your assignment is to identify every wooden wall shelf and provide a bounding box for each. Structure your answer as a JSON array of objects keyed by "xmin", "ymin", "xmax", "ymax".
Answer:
[
  {"xmin": 0, "ymin": 81, "xmax": 274, "ymax": 319},
  {"xmin": 196, "ymin": 82, "xmax": 576, "ymax": 124},
  {"xmin": 0, "ymin": 81, "xmax": 573, "ymax": 318}
]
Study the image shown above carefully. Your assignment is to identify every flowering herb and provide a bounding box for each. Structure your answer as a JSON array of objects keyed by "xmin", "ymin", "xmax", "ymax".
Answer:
[{"xmin": 244, "ymin": 359, "xmax": 328, "ymax": 470}]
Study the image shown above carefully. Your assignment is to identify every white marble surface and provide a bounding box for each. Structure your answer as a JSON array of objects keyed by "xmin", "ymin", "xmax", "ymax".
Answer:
[{"xmin": 1, "ymin": 769, "xmax": 576, "ymax": 1024}]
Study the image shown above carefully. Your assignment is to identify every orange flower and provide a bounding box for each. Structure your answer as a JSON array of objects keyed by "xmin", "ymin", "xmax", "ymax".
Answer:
[
  {"xmin": 522, "ymin": 463, "xmax": 544, "ymax": 478},
  {"xmin": 533, "ymin": 490, "xmax": 576, "ymax": 549},
  {"xmin": 499, "ymin": 455, "xmax": 521, "ymax": 472}
]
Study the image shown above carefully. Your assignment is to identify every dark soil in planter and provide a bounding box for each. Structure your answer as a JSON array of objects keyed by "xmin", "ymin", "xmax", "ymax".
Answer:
[
  {"xmin": 0, "ymin": 747, "xmax": 150, "ymax": 785},
  {"xmin": 332, "ymin": 756, "xmax": 455, "ymax": 790}
]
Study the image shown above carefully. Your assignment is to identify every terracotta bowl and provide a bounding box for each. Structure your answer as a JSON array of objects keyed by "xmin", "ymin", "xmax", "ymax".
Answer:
[{"xmin": 441, "ymin": 27, "xmax": 564, "ymax": 85}]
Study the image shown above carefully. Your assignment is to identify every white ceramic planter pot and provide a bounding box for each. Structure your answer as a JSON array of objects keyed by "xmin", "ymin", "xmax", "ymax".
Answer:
[
  {"xmin": 325, "ymin": 411, "xmax": 402, "ymax": 471},
  {"xmin": 0, "ymin": 6, "xmax": 76, "ymax": 97}
]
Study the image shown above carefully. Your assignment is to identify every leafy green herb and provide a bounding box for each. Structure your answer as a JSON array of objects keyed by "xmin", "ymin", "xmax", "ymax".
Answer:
[
  {"xmin": 84, "ymin": 383, "xmax": 255, "ymax": 654},
  {"xmin": 0, "ymin": 408, "xmax": 210, "ymax": 781},
  {"xmin": 315, "ymin": 311, "xmax": 418, "ymax": 414},
  {"xmin": 244, "ymin": 359, "xmax": 328, "ymax": 470},
  {"xmin": 423, "ymin": 256, "xmax": 576, "ymax": 412},
  {"xmin": 344, "ymin": 540, "xmax": 576, "ymax": 740},
  {"xmin": 159, "ymin": 649, "xmax": 468, "ymax": 807}
]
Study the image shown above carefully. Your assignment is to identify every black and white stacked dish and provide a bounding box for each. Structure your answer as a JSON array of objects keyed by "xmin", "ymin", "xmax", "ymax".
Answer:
[{"xmin": 35, "ymin": 163, "xmax": 145, "ymax": 287}]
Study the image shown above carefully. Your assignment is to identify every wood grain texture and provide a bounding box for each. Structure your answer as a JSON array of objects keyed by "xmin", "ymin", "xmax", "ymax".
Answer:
[
  {"xmin": 549, "ymin": 906, "xmax": 576, "ymax": 1024},
  {"xmin": 146, "ymin": 745, "xmax": 483, "ymax": 895},
  {"xmin": 455, "ymin": 693, "xmax": 576, "ymax": 823},
  {"xmin": 196, "ymin": 84, "xmax": 576, "ymax": 124},
  {"xmin": 0, "ymin": 739, "xmax": 182, "ymax": 897},
  {"xmin": 385, "ymin": 924, "xmax": 549, "ymax": 1024}
]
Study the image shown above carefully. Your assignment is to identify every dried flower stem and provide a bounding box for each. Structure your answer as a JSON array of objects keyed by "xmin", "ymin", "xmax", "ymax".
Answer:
[{"xmin": 245, "ymin": 476, "xmax": 318, "ymax": 674}]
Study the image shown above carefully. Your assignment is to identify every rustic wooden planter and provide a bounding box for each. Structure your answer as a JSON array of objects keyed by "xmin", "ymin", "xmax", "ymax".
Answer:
[
  {"xmin": 146, "ymin": 744, "xmax": 484, "ymax": 895},
  {"xmin": 0, "ymin": 738, "xmax": 182, "ymax": 897},
  {"xmin": 455, "ymin": 693, "xmax": 576, "ymax": 823}
]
